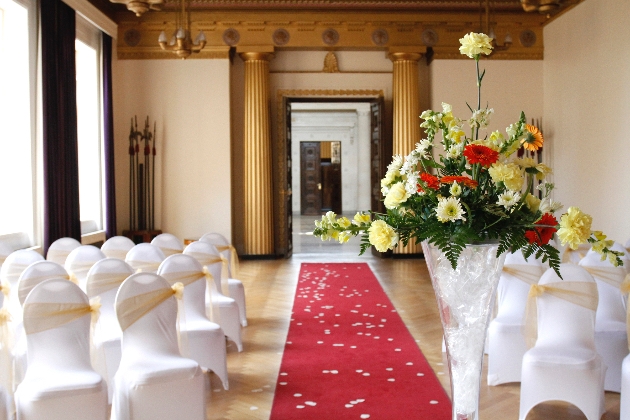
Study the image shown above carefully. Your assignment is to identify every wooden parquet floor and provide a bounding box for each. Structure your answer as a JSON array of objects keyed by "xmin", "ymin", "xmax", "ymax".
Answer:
[{"xmin": 206, "ymin": 253, "xmax": 621, "ymax": 419}]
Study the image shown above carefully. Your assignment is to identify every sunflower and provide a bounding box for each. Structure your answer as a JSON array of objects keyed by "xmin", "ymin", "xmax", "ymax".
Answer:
[{"xmin": 521, "ymin": 124, "xmax": 544, "ymax": 152}]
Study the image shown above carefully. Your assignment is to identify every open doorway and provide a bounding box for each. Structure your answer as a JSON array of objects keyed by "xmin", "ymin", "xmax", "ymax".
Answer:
[{"xmin": 300, "ymin": 141, "xmax": 342, "ymax": 215}]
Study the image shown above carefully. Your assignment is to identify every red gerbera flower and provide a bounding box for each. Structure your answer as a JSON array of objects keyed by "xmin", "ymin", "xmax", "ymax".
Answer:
[
  {"xmin": 524, "ymin": 213, "xmax": 558, "ymax": 245},
  {"xmin": 418, "ymin": 172, "xmax": 439, "ymax": 192},
  {"xmin": 463, "ymin": 144, "xmax": 499, "ymax": 167},
  {"xmin": 440, "ymin": 175, "xmax": 479, "ymax": 188}
]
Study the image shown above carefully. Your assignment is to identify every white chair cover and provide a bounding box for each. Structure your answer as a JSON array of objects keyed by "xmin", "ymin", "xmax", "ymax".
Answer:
[
  {"xmin": 561, "ymin": 242, "xmax": 590, "ymax": 265},
  {"xmin": 64, "ymin": 246, "xmax": 106, "ymax": 291},
  {"xmin": 199, "ymin": 233, "xmax": 247, "ymax": 326},
  {"xmin": 487, "ymin": 249, "xmax": 543, "ymax": 386},
  {"xmin": 14, "ymin": 278, "xmax": 107, "ymax": 420},
  {"xmin": 101, "ymin": 236, "xmax": 135, "ymax": 260},
  {"xmin": 14, "ymin": 262, "xmax": 70, "ymax": 390},
  {"xmin": 519, "ymin": 264, "xmax": 605, "ymax": 420},
  {"xmin": 0, "ymin": 275, "xmax": 11, "ymax": 419},
  {"xmin": 0, "ymin": 250, "xmax": 44, "ymax": 325},
  {"xmin": 46, "ymin": 238, "xmax": 81, "ymax": 266},
  {"xmin": 0, "ymin": 242, "xmax": 13, "ymax": 273},
  {"xmin": 111, "ymin": 273, "xmax": 205, "ymax": 420},
  {"xmin": 183, "ymin": 241, "xmax": 243, "ymax": 352},
  {"xmin": 151, "ymin": 233, "xmax": 184, "ymax": 257},
  {"xmin": 85, "ymin": 258, "xmax": 134, "ymax": 404},
  {"xmin": 580, "ymin": 247, "xmax": 628, "ymax": 392},
  {"xmin": 621, "ymin": 353, "xmax": 630, "ymax": 420},
  {"xmin": 125, "ymin": 243, "xmax": 165, "ymax": 274},
  {"xmin": 158, "ymin": 254, "xmax": 229, "ymax": 389}
]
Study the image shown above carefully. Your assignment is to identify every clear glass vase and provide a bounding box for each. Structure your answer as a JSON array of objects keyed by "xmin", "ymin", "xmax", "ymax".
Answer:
[{"xmin": 423, "ymin": 241, "xmax": 507, "ymax": 420}]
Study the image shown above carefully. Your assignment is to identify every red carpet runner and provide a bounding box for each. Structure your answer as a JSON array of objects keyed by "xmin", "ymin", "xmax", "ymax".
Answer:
[{"xmin": 270, "ymin": 262, "xmax": 451, "ymax": 419}]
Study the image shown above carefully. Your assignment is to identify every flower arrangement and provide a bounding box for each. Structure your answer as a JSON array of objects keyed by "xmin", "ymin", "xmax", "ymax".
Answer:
[{"xmin": 313, "ymin": 32, "xmax": 623, "ymax": 275}]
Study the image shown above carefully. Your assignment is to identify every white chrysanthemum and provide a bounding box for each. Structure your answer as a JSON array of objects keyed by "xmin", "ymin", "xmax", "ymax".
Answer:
[
  {"xmin": 401, "ymin": 156, "xmax": 418, "ymax": 175},
  {"xmin": 449, "ymin": 181, "xmax": 462, "ymax": 197},
  {"xmin": 435, "ymin": 196, "xmax": 466, "ymax": 223},
  {"xmin": 446, "ymin": 144, "xmax": 463, "ymax": 159},
  {"xmin": 497, "ymin": 191, "xmax": 521, "ymax": 209},
  {"xmin": 405, "ymin": 172, "xmax": 419, "ymax": 196},
  {"xmin": 387, "ymin": 155, "xmax": 403, "ymax": 173},
  {"xmin": 539, "ymin": 198, "xmax": 563, "ymax": 214}
]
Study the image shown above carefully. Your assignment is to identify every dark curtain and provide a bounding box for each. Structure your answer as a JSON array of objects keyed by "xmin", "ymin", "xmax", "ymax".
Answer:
[
  {"xmin": 102, "ymin": 33, "xmax": 117, "ymax": 238},
  {"xmin": 41, "ymin": 0, "xmax": 81, "ymax": 254}
]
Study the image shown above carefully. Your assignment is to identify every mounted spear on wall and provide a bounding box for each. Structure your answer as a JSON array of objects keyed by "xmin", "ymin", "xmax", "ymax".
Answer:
[{"xmin": 128, "ymin": 116, "xmax": 157, "ymax": 231}]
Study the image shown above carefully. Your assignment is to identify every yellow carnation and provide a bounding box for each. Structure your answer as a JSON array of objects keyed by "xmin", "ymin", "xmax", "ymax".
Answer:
[
  {"xmin": 459, "ymin": 32, "xmax": 493, "ymax": 58},
  {"xmin": 384, "ymin": 182, "xmax": 410, "ymax": 210},
  {"xmin": 557, "ymin": 207, "xmax": 593, "ymax": 250},
  {"xmin": 368, "ymin": 220, "xmax": 398, "ymax": 253},
  {"xmin": 488, "ymin": 162, "xmax": 524, "ymax": 192},
  {"xmin": 525, "ymin": 193, "xmax": 541, "ymax": 213}
]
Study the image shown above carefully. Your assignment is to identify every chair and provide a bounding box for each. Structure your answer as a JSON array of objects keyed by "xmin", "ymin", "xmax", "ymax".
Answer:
[
  {"xmin": 620, "ymin": 323, "xmax": 630, "ymax": 419},
  {"xmin": 14, "ymin": 278, "xmax": 107, "ymax": 420},
  {"xmin": 0, "ymin": 242, "xmax": 12, "ymax": 272},
  {"xmin": 85, "ymin": 258, "xmax": 134, "ymax": 403},
  {"xmin": 158, "ymin": 254, "xmax": 229, "ymax": 389},
  {"xmin": 64, "ymin": 245, "xmax": 106, "ymax": 291},
  {"xmin": 519, "ymin": 264, "xmax": 605, "ymax": 420},
  {"xmin": 0, "ymin": 266, "xmax": 12, "ymax": 420},
  {"xmin": 101, "ymin": 236, "xmax": 135, "ymax": 260},
  {"xmin": 46, "ymin": 237, "xmax": 81, "ymax": 266},
  {"xmin": 579, "ymin": 247, "xmax": 628, "ymax": 392},
  {"xmin": 125, "ymin": 243, "xmax": 165, "ymax": 274},
  {"xmin": 111, "ymin": 273, "xmax": 206, "ymax": 420},
  {"xmin": 0, "ymin": 250, "xmax": 44, "ymax": 324},
  {"xmin": 561, "ymin": 242, "xmax": 590, "ymax": 264},
  {"xmin": 199, "ymin": 233, "xmax": 247, "ymax": 326},
  {"xmin": 151, "ymin": 233, "xmax": 184, "ymax": 257},
  {"xmin": 487, "ymin": 249, "xmax": 543, "ymax": 385},
  {"xmin": 14, "ymin": 261, "xmax": 70, "ymax": 389},
  {"xmin": 183, "ymin": 241, "xmax": 243, "ymax": 352}
]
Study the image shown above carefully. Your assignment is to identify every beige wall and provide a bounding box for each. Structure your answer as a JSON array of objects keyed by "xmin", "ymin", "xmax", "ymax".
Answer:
[
  {"xmin": 112, "ymin": 58, "xmax": 232, "ymax": 242},
  {"xmin": 429, "ymin": 60, "xmax": 544, "ymax": 139},
  {"xmin": 544, "ymin": 0, "xmax": 630, "ymax": 243}
]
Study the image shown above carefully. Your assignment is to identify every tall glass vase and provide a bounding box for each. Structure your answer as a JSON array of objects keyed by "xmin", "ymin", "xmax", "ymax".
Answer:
[{"xmin": 423, "ymin": 241, "xmax": 506, "ymax": 420}]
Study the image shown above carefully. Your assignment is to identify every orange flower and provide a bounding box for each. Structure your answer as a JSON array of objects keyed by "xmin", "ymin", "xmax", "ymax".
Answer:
[
  {"xmin": 521, "ymin": 124, "xmax": 544, "ymax": 152},
  {"xmin": 418, "ymin": 172, "xmax": 439, "ymax": 192},
  {"xmin": 463, "ymin": 144, "xmax": 499, "ymax": 167},
  {"xmin": 440, "ymin": 176, "xmax": 478, "ymax": 189}
]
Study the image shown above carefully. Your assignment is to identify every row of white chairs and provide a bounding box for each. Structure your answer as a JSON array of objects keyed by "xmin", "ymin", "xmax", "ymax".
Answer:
[
  {"xmin": 485, "ymin": 242, "xmax": 630, "ymax": 420},
  {"xmin": 0, "ymin": 232, "xmax": 246, "ymax": 420}
]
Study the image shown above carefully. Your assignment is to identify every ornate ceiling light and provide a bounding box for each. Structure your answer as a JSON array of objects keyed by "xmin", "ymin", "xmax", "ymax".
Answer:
[
  {"xmin": 110, "ymin": 0, "xmax": 163, "ymax": 17},
  {"xmin": 520, "ymin": 0, "xmax": 561, "ymax": 13},
  {"xmin": 158, "ymin": 0, "xmax": 206, "ymax": 59},
  {"xmin": 484, "ymin": 0, "xmax": 512, "ymax": 55}
]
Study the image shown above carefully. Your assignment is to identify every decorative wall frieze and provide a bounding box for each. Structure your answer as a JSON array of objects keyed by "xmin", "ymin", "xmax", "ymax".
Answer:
[{"xmin": 116, "ymin": 10, "xmax": 545, "ymax": 60}]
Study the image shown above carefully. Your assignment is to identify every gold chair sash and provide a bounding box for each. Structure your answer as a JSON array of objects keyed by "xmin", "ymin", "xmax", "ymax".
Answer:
[
  {"xmin": 185, "ymin": 252, "xmax": 228, "ymax": 295},
  {"xmin": 0, "ymin": 257, "xmax": 5, "ymax": 265},
  {"xmin": 104, "ymin": 249, "xmax": 128, "ymax": 260},
  {"xmin": 159, "ymin": 247, "xmax": 183, "ymax": 257},
  {"xmin": 117, "ymin": 282, "xmax": 184, "ymax": 331},
  {"xmin": 582, "ymin": 266, "xmax": 626, "ymax": 290},
  {"xmin": 46, "ymin": 249, "xmax": 71, "ymax": 263},
  {"xmin": 23, "ymin": 297, "xmax": 101, "ymax": 335},
  {"xmin": 126, "ymin": 260, "xmax": 162, "ymax": 273},
  {"xmin": 18, "ymin": 274, "xmax": 73, "ymax": 304},
  {"xmin": 214, "ymin": 244, "xmax": 239, "ymax": 278},
  {"xmin": 66, "ymin": 261, "xmax": 96, "ymax": 280},
  {"xmin": 160, "ymin": 269, "xmax": 220, "ymax": 324},
  {"xmin": 4, "ymin": 263, "xmax": 30, "ymax": 282},
  {"xmin": 524, "ymin": 281, "xmax": 598, "ymax": 348},
  {"xmin": 502, "ymin": 265, "xmax": 543, "ymax": 285},
  {"xmin": 87, "ymin": 272, "xmax": 130, "ymax": 298}
]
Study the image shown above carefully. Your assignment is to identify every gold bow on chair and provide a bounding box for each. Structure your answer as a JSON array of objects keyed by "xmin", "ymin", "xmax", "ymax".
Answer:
[
  {"xmin": 502, "ymin": 264, "xmax": 543, "ymax": 285},
  {"xmin": 87, "ymin": 272, "xmax": 130, "ymax": 297},
  {"xmin": 523, "ymin": 281, "xmax": 598, "ymax": 348},
  {"xmin": 582, "ymin": 265, "xmax": 626, "ymax": 289},
  {"xmin": 185, "ymin": 252, "xmax": 228, "ymax": 295},
  {"xmin": 214, "ymin": 244, "xmax": 239, "ymax": 278},
  {"xmin": 23, "ymin": 297, "xmax": 102, "ymax": 335}
]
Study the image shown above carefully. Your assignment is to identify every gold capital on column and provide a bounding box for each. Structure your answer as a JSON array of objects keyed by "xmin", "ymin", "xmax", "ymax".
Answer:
[
  {"xmin": 389, "ymin": 47, "xmax": 425, "ymax": 254},
  {"xmin": 240, "ymin": 49, "xmax": 275, "ymax": 255}
]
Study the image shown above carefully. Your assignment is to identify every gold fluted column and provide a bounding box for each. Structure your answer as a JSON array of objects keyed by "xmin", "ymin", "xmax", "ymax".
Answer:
[
  {"xmin": 240, "ymin": 50, "xmax": 275, "ymax": 255},
  {"xmin": 389, "ymin": 48, "xmax": 425, "ymax": 255}
]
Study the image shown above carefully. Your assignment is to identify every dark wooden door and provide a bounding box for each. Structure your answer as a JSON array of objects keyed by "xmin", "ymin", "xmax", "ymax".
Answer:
[
  {"xmin": 370, "ymin": 98, "xmax": 387, "ymax": 214},
  {"xmin": 300, "ymin": 142, "xmax": 322, "ymax": 215},
  {"xmin": 321, "ymin": 162, "xmax": 341, "ymax": 214}
]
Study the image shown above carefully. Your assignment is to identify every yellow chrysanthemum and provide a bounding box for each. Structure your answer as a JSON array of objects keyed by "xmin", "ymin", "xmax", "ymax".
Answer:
[
  {"xmin": 488, "ymin": 162, "xmax": 524, "ymax": 192},
  {"xmin": 557, "ymin": 207, "xmax": 593, "ymax": 250},
  {"xmin": 368, "ymin": 220, "xmax": 398, "ymax": 253}
]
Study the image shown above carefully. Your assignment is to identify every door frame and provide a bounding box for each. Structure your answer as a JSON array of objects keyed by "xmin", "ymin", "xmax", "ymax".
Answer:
[{"xmin": 273, "ymin": 89, "xmax": 386, "ymax": 258}]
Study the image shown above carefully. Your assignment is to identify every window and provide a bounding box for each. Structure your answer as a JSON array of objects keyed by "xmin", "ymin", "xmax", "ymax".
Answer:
[
  {"xmin": 0, "ymin": 0, "xmax": 36, "ymax": 249},
  {"xmin": 75, "ymin": 16, "xmax": 103, "ymax": 237}
]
